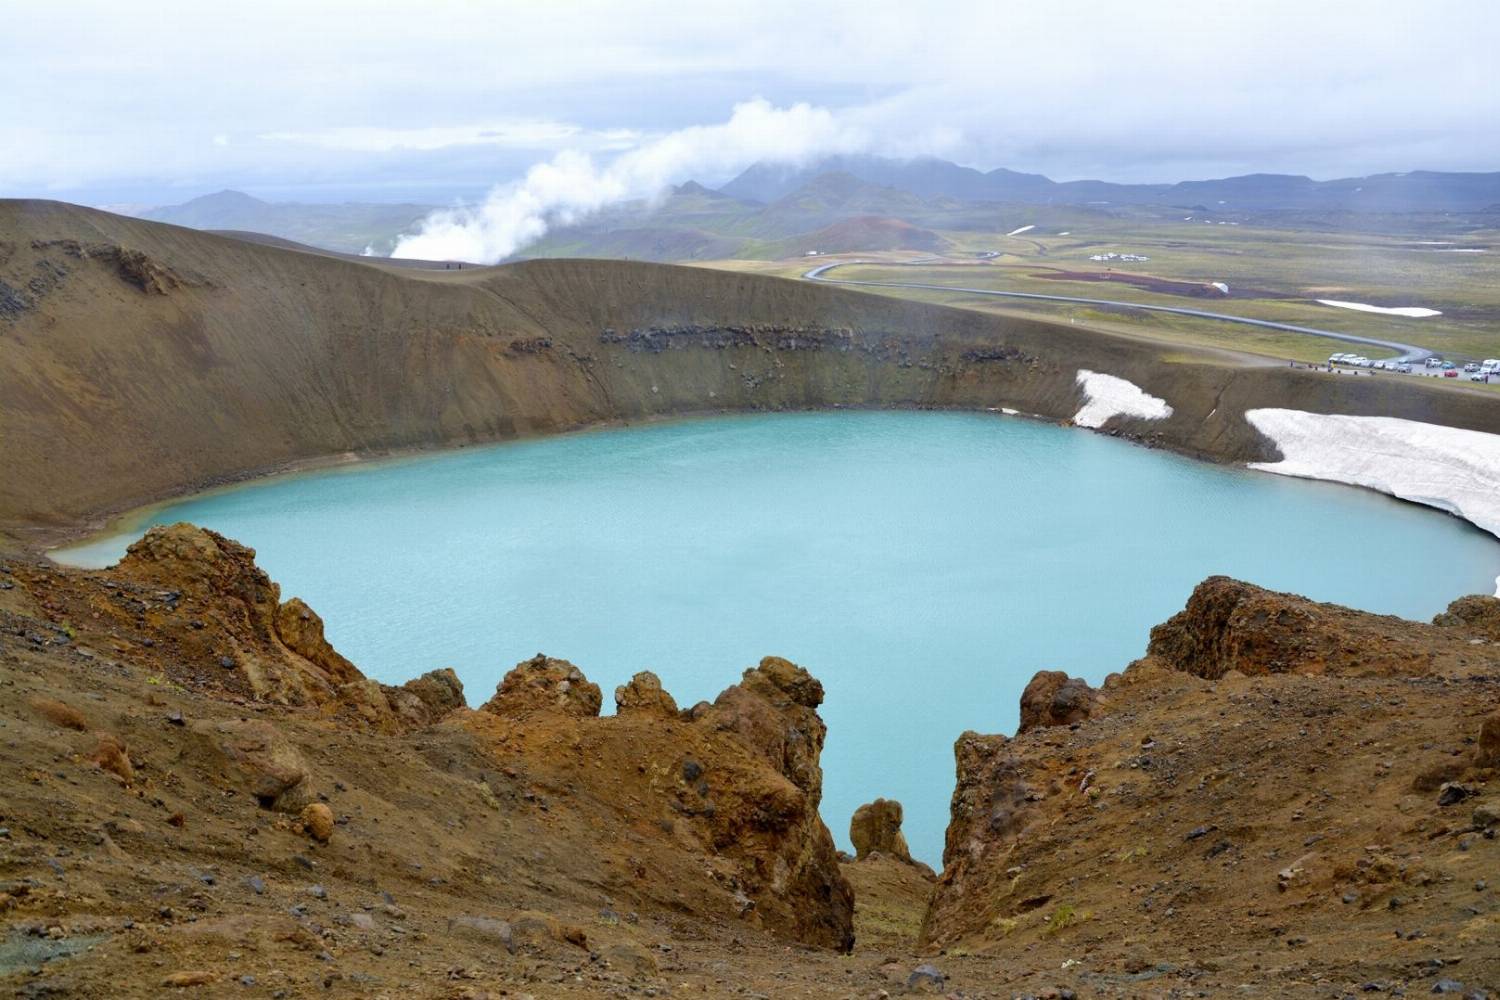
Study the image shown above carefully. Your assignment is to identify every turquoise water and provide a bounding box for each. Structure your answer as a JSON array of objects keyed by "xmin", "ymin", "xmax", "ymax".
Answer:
[{"xmin": 55, "ymin": 412, "xmax": 1500, "ymax": 864}]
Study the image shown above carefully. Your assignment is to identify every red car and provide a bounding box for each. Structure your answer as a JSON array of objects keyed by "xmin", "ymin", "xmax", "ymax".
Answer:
[{"xmin": 1444, "ymin": 370, "xmax": 1459, "ymax": 377}]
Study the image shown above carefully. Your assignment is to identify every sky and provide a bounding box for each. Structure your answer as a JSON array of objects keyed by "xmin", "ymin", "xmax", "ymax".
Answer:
[{"xmin": 2, "ymin": 0, "xmax": 1497, "ymax": 214}]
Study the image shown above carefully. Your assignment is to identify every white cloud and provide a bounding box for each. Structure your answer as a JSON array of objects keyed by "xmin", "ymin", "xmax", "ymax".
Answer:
[
  {"xmin": 260, "ymin": 121, "xmax": 640, "ymax": 154},
  {"xmin": 1, "ymin": 0, "xmax": 1496, "ymax": 201}
]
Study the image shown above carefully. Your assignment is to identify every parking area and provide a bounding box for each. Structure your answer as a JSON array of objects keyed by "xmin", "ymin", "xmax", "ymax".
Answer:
[{"xmin": 1312, "ymin": 353, "xmax": 1499, "ymax": 384}]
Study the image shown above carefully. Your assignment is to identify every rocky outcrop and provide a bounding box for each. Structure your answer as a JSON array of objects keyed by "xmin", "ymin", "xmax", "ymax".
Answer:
[
  {"xmin": 1144, "ymin": 576, "xmax": 1454, "ymax": 678},
  {"xmin": 691, "ymin": 657, "xmax": 854, "ymax": 950},
  {"xmin": 274, "ymin": 597, "xmax": 360, "ymax": 686},
  {"xmin": 107, "ymin": 523, "xmax": 463, "ymax": 730},
  {"xmin": 701, "ymin": 655, "xmax": 828, "ymax": 797},
  {"xmin": 918, "ymin": 730, "xmax": 1035, "ymax": 948},
  {"xmin": 919, "ymin": 578, "xmax": 1500, "ymax": 960},
  {"xmin": 1433, "ymin": 595, "xmax": 1500, "ymax": 641},
  {"xmin": 614, "ymin": 670, "xmax": 679, "ymax": 717},
  {"xmin": 397, "ymin": 668, "xmax": 467, "ymax": 721},
  {"xmin": 482, "ymin": 654, "xmax": 603, "ymax": 718},
  {"xmin": 1016, "ymin": 670, "xmax": 1100, "ymax": 733},
  {"xmin": 456, "ymin": 654, "xmax": 855, "ymax": 952},
  {"xmin": 850, "ymin": 798, "xmax": 913, "ymax": 864}
]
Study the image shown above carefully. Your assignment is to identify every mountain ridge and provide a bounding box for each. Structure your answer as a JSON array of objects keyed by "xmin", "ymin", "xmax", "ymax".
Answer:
[{"xmin": 719, "ymin": 155, "xmax": 1500, "ymax": 211}]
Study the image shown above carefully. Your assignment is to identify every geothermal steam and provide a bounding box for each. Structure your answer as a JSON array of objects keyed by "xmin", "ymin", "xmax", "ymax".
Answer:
[{"xmin": 390, "ymin": 100, "xmax": 866, "ymax": 263}]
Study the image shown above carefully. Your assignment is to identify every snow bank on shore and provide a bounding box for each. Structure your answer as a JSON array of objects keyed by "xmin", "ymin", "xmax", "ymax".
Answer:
[
  {"xmin": 1247, "ymin": 408, "xmax": 1500, "ymax": 593},
  {"xmin": 1316, "ymin": 299, "xmax": 1442, "ymax": 318},
  {"xmin": 1074, "ymin": 371, "xmax": 1173, "ymax": 429}
]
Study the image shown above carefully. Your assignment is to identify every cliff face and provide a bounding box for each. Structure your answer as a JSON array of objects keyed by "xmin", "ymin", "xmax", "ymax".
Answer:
[
  {"xmin": 920, "ymin": 581, "xmax": 1500, "ymax": 990},
  {"xmin": 6, "ymin": 200, "xmax": 1500, "ymax": 547}
]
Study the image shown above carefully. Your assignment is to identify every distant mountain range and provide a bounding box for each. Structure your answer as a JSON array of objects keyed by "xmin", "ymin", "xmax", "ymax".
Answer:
[
  {"xmin": 721, "ymin": 155, "xmax": 1500, "ymax": 213},
  {"xmin": 130, "ymin": 157, "xmax": 1500, "ymax": 263},
  {"xmin": 140, "ymin": 190, "xmax": 434, "ymax": 255}
]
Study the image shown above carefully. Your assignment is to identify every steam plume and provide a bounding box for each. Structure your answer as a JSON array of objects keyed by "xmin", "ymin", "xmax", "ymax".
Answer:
[{"xmin": 391, "ymin": 100, "xmax": 867, "ymax": 263}]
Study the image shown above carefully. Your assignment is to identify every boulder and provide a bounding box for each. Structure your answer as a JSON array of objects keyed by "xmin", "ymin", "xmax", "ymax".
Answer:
[
  {"xmin": 91, "ymin": 732, "xmax": 134, "ymax": 784},
  {"xmin": 300, "ymin": 802, "xmax": 334, "ymax": 842},
  {"xmin": 1017, "ymin": 670, "xmax": 1099, "ymax": 733},
  {"xmin": 603, "ymin": 941, "xmax": 659, "ymax": 977},
  {"xmin": 449, "ymin": 915, "xmax": 514, "ymax": 952},
  {"xmin": 189, "ymin": 718, "xmax": 311, "ymax": 812},
  {"xmin": 401, "ymin": 668, "xmax": 467, "ymax": 718},
  {"xmin": 1477, "ymin": 713, "xmax": 1500, "ymax": 769},
  {"xmin": 615, "ymin": 671, "xmax": 679, "ymax": 717},
  {"xmin": 849, "ymin": 798, "xmax": 913, "ymax": 864},
  {"xmin": 482, "ymin": 654, "xmax": 602, "ymax": 718},
  {"xmin": 907, "ymin": 964, "xmax": 946, "ymax": 993}
]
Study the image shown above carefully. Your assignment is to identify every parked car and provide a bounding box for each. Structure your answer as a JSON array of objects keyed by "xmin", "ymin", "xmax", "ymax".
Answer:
[
  {"xmin": 1442, "ymin": 362, "xmax": 1457, "ymax": 370},
  {"xmin": 1396, "ymin": 364, "xmax": 1412, "ymax": 373},
  {"xmin": 1444, "ymin": 370, "xmax": 1460, "ymax": 377},
  {"xmin": 1464, "ymin": 362, "xmax": 1480, "ymax": 372},
  {"xmin": 1470, "ymin": 374, "xmax": 1490, "ymax": 382},
  {"xmin": 1426, "ymin": 357, "xmax": 1443, "ymax": 367}
]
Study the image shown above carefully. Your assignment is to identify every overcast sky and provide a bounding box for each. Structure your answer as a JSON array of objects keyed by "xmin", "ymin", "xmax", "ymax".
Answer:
[{"xmin": 3, "ymin": 0, "xmax": 1497, "ymax": 207}]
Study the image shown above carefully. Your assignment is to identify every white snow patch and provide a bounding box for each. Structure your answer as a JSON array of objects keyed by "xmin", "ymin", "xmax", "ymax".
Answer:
[
  {"xmin": 1073, "ymin": 370, "xmax": 1173, "ymax": 429},
  {"xmin": 1057, "ymin": 231, "xmax": 1071, "ymax": 236},
  {"xmin": 1246, "ymin": 409, "xmax": 1500, "ymax": 595},
  {"xmin": 1316, "ymin": 299, "xmax": 1442, "ymax": 318},
  {"xmin": 1006, "ymin": 224, "xmax": 1036, "ymax": 236},
  {"xmin": 1435, "ymin": 248, "xmax": 1487, "ymax": 253}
]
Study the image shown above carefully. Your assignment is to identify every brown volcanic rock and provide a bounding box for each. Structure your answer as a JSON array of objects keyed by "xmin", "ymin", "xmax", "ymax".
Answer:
[
  {"xmin": 1433, "ymin": 594, "xmax": 1500, "ymax": 640},
  {"xmin": 1145, "ymin": 575, "xmax": 1451, "ymax": 678},
  {"xmin": 116, "ymin": 523, "xmax": 283, "ymax": 646},
  {"xmin": 702, "ymin": 655, "xmax": 828, "ymax": 797},
  {"xmin": 482, "ymin": 654, "xmax": 603, "ymax": 718},
  {"xmin": 457, "ymin": 653, "xmax": 855, "ymax": 952},
  {"xmin": 614, "ymin": 670, "xmax": 679, "ymax": 717},
  {"xmin": 691, "ymin": 658, "xmax": 854, "ymax": 951},
  {"xmin": 115, "ymin": 524, "xmax": 355, "ymax": 706},
  {"xmin": 849, "ymin": 798, "xmax": 913, "ymax": 864},
  {"xmin": 9, "ymin": 537, "xmax": 1500, "ymax": 992},
  {"xmin": 919, "ymin": 578, "xmax": 1500, "ymax": 970},
  {"xmin": 1016, "ymin": 670, "xmax": 1099, "ymax": 733},
  {"xmin": 1479, "ymin": 713, "xmax": 1500, "ymax": 768},
  {"xmin": 274, "ymin": 597, "xmax": 360, "ymax": 686},
  {"xmin": 188, "ymin": 717, "xmax": 313, "ymax": 812},
  {"xmin": 397, "ymin": 667, "xmax": 467, "ymax": 721}
]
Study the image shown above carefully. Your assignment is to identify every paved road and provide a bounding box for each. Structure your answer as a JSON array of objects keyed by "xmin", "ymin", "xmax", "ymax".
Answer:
[{"xmin": 803, "ymin": 260, "xmax": 1434, "ymax": 363}]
